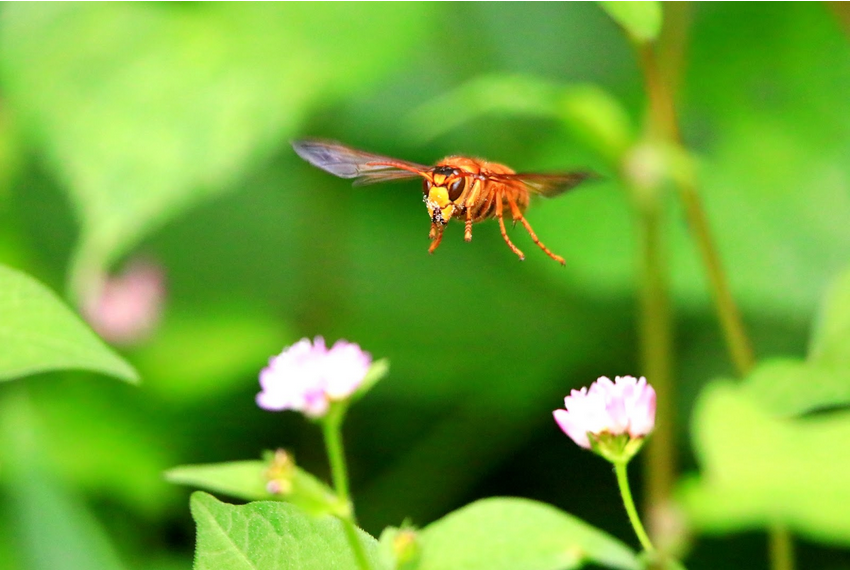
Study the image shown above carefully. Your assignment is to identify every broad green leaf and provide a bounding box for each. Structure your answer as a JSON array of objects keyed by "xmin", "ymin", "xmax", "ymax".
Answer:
[
  {"xmin": 681, "ymin": 381, "xmax": 850, "ymax": 545},
  {"xmin": 190, "ymin": 492, "xmax": 384, "ymax": 570},
  {"xmin": 598, "ymin": 2, "xmax": 662, "ymax": 43},
  {"xmin": 414, "ymin": 498, "xmax": 639, "ymax": 570},
  {"xmin": 0, "ymin": 264, "xmax": 137, "ymax": 383},
  {"xmin": 166, "ymin": 457, "xmax": 340, "ymax": 517},
  {"xmin": 0, "ymin": 3, "xmax": 427, "ymax": 300}
]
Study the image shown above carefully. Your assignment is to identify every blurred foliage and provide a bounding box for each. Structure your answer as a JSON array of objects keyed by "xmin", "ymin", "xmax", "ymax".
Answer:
[
  {"xmin": 0, "ymin": 2, "xmax": 848, "ymax": 570},
  {"xmin": 400, "ymin": 498, "xmax": 639, "ymax": 570},
  {"xmin": 682, "ymin": 380, "xmax": 850, "ymax": 545}
]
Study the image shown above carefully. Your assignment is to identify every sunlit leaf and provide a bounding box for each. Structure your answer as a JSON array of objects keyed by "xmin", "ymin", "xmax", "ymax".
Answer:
[
  {"xmin": 0, "ymin": 264, "xmax": 137, "ymax": 383},
  {"xmin": 681, "ymin": 381, "xmax": 850, "ymax": 545},
  {"xmin": 414, "ymin": 498, "xmax": 639, "ymax": 570},
  {"xmin": 166, "ymin": 457, "xmax": 340, "ymax": 517},
  {"xmin": 190, "ymin": 492, "xmax": 384, "ymax": 570},
  {"xmin": 598, "ymin": 2, "xmax": 662, "ymax": 43}
]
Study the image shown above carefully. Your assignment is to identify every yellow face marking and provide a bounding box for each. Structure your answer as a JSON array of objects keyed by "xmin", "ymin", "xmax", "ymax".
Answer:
[
  {"xmin": 428, "ymin": 186, "xmax": 450, "ymax": 208},
  {"xmin": 425, "ymin": 186, "xmax": 455, "ymax": 223}
]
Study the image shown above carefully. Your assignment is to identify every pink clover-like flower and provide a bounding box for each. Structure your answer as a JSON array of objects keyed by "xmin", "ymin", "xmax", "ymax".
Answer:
[
  {"xmin": 553, "ymin": 375, "xmax": 656, "ymax": 450},
  {"xmin": 257, "ymin": 337, "xmax": 372, "ymax": 418}
]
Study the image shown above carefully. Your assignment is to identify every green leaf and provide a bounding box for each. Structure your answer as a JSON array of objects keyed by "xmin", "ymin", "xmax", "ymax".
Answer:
[
  {"xmin": 0, "ymin": 3, "xmax": 428, "ymax": 300},
  {"xmin": 415, "ymin": 498, "xmax": 639, "ymax": 570},
  {"xmin": 739, "ymin": 267, "xmax": 850, "ymax": 416},
  {"xmin": 809, "ymin": 267, "xmax": 850, "ymax": 366},
  {"xmin": 406, "ymin": 74, "xmax": 563, "ymax": 143},
  {"xmin": 352, "ymin": 358, "xmax": 390, "ymax": 403},
  {"xmin": 167, "ymin": 461, "xmax": 274, "ymax": 502},
  {"xmin": 598, "ymin": 2, "xmax": 662, "ymax": 43},
  {"xmin": 741, "ymin": 359, "xmax": 850, "ymax": 417},
  {"xmin": 190, "ymin": 491, "xmax": 384, "ymax": 570},
  {"xmin": 166, "ymin": 458, "xmax": 340, "ymax": 517},
  {"xmin": 681, "ymin": 381, "xmax": 850, "ymax": 545},
  {"xmin": 559, "ymin": 85, "xmax": 635, "ymax": 163},
  {"xmin": 0, "ymin": 264, "xmax": 137, "ymax": 383}
]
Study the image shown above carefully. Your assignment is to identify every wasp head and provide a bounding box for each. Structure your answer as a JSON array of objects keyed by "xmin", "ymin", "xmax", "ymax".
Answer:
[{"xmin": 423, "ymin": 166, "xmax": 466, "ymax": 225}]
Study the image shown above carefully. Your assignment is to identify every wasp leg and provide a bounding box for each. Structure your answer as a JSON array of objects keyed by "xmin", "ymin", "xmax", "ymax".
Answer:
[
  {"xmin": 465, "ymin": 211, "xmax": 473, "ymax": 242},
  {"xmin": 505, "ymin": 193, "xmax": 565, "ymax": 265},
  {"xmin": 495, "ymin": 193, "xmax": 525, "ymax": 261},
  {"xmin": 429, "ymin": 222, "xmax": 438, "ymax": 240},
  {"xmin": 428, "ymin": 223, "xmax": 445, "ymax": 254}
]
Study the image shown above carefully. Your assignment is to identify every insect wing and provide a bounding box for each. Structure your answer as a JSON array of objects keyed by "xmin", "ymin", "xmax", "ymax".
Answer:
[
  {"xmin": 506, "ymin": 171, "xmax": 596, "ymax": 198},
  {"xmin": 292, "ymin": 139, "xmax": 429, "ymax": 185}
]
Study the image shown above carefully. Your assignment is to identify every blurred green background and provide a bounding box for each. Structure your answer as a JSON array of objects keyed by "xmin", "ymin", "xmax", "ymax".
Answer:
[{"xmin": 0, "ymin": 2, "xmax": 849, "ymax": 569}]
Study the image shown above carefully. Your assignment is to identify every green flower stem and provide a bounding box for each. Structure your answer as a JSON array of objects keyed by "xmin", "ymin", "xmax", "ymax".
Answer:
[
  {"xmin": 636, "ymin": 42, "xmax": 755, "ymax": 378},
  {"xmin": 634, "ymin": 189, "xmax": 675, "ymax": 515},
  {"xmin": 770, "ymin": 524, "xmax": 794, "ymax": 570},
  {"xmin": 614, "ymin": 460, "xmax": 655, "ymax": 554},
  {"xmin": 321, "ymin": 413, "xmax": 370, "ymax": 570}
]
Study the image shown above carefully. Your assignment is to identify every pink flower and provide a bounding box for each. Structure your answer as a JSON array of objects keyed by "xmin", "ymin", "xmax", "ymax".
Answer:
[
  {"xmin": 82, "ymin": 259, "xmax": 165, "ymax": 346},
  {"xmin": 553, "ymin": 376, "xmax": 656, "ymax": 450},
  {"xmin": 257, "ymin": 337, "xmax": 372, "ymax": 418}
]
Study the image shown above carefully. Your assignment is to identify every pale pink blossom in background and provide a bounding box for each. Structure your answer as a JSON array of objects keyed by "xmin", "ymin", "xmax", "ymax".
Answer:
[
  {"xmin": 83, "ymin": 259, "xmax": 166, "ymax": 346},
  {"xmin": 553, "ymin": 376, "xmax": 656, "ymax": 449},
  {"xmin": 257, "ymin": 337, "xmax": 372, "ymax": 418}
]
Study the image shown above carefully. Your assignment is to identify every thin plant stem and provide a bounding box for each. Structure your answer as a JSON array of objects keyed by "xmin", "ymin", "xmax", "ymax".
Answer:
[
  {"xmin": 636, "ymin": 26, "xmax": 790, "ymax": 570},
  {"xmin": 321, "ymin": 415, "xmax": 371, "ymax": 570},
  {"xmin": 614, "ymin": 460, "xmax": 656, "ymax": 554},
  {"xmin": 634, "ymin": 190, "xmax": 675, "ymax": 515},
  {"xmin": 637, "ymin": 44, "xmax": 755, "ymax": 377},
  {"xmin": 770, "ymin": 525, "xmax": 795, "ymax": 570}
]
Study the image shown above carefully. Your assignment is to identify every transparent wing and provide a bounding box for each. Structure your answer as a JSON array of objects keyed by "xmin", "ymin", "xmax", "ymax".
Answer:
[
  {"xmin": 292, "ymin": 139, "xmax": 429, "ymax": 186},
  {"xmin": 501, "ymin": 171, "xmax": 598, "ymax": 198}
]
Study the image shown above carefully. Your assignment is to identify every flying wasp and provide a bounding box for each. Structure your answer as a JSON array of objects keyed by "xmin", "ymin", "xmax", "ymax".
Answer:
[{"xmin": 292, "ymin": 139, "xmax": 593, "ymax": 264}]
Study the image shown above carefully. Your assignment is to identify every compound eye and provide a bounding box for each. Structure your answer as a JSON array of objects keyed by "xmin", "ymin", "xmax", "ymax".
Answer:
[
  {"xmin": 422, "ymin": 179, "xmax": 431, "ymax": 196},
  {"xmin": 447, "ymin": 177, "xmax": 465, "ymax": 201}
]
